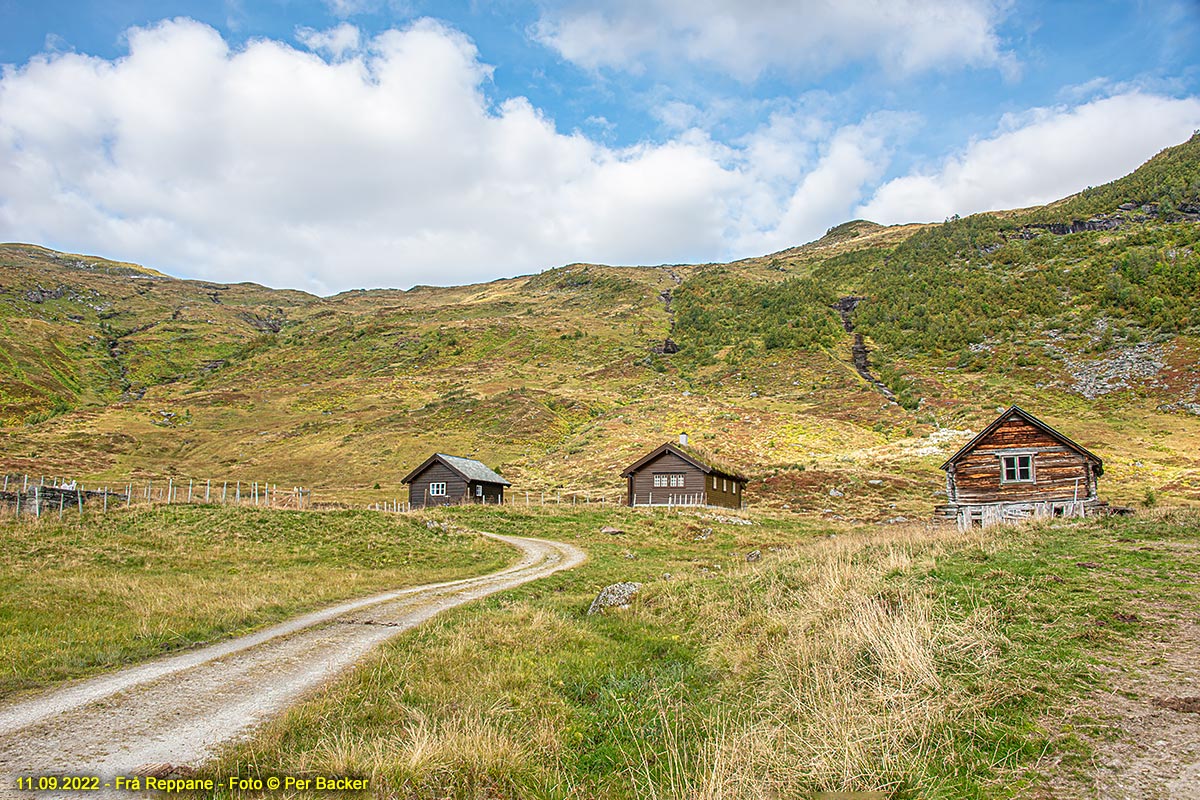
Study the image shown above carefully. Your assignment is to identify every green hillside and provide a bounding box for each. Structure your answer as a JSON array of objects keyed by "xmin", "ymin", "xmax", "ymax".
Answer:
[{"xmin": 2, "ymin": 134, "xmax": 1199, "ymax": 516}]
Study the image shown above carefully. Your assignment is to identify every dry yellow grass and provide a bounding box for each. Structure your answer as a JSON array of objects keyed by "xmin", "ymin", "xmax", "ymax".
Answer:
[{"xmin": 201, "ymin": 508, "xmax": 1200, "ymax": 798}]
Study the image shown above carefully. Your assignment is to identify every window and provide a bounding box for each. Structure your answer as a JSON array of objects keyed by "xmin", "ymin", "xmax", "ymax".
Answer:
[
  {"xmin": 1001, "ymin": 455, "xmax": 1033, "ymax": 483},
  {"xmin": 476, "ymin": 484, "xmax": 483, "ymax": 497},
  {"xmin": 429, "ymin": 482, "xmax": 447, "ymax": 496},
  {"xmin": 733, "ymin": 482, "xmax": 738, "ymax": 494},
  {"xmin": 654, "ymin": 473, "xmax": 685, "ymax": 487},
  {"xmin": 712, "ymin": 476, "xmax": 717, "ymax": 489},
  {"xmin": 722, "ymin": 479, "xmax": 728, "ymax": 492}
]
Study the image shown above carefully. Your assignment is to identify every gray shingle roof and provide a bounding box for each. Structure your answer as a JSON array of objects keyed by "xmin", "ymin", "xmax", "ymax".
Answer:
[{"xmin": 435, "ymin": 454, "xmax": 511, "ymax": 486}]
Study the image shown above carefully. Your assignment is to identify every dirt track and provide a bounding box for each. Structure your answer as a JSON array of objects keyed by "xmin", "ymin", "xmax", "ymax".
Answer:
[{"xmin": 0, "ymin": 532, "xmax": 584, "ymax": 797}]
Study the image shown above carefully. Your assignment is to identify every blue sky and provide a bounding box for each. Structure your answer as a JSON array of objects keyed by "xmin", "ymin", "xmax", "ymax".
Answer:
[{"xmin": 1, "ymin": 1, "xmax": 1198, "ymax": 293}]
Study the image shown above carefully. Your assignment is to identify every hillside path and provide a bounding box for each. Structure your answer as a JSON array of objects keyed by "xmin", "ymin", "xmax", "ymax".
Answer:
[{"xmin": 0, "ymin": 532, "xmax": 585, "ymax": 797}]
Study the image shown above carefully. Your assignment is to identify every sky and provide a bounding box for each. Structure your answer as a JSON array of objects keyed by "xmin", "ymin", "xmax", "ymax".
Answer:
[{"xmin": 1, "ymin": 1, "xmax": 1198, "ymax": 294}]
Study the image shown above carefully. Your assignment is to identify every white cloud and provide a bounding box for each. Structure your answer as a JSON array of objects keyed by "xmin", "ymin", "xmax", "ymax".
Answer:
[
  {"xmin": 296, "ymin": 23, "xmax": 362, "ymax": 59},
  {"xmin": 1, "ymin": 18, "xmax": 877, "ymax": 292},
  {"xmin": 3, "ymin": 19, "xmax": 1194, "ymax": 295},
  {"xmin": 737, "ymin": 112, "xmax": 917, "ymax": 254},
  {"xmin": 534, "ymin": 0, "xmax": 1013, "ymax": 80},
  {"xmin": 857, "ymin": 92, "xmax": 1200, "ymax": 224}
]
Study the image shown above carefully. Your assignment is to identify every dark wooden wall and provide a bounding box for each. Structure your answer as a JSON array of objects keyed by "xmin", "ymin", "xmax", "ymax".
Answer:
[
  {"xmin": 949, "ymin": 417, "xmax": 1096, "ymax": 504},
  {"xmin": 703, "ymin": 473, "xmax": 743, "ymax": 509},
  {"xmin": 408, "ymin": 462, "xmax": 468, "ymax": 508},
  {"xmin": 628, "ymin": 452, "xmax": 706, "ymax": 505},
  {"xmin": 470, "ymin": 481, "xmax": 505, "ymax": 505}
]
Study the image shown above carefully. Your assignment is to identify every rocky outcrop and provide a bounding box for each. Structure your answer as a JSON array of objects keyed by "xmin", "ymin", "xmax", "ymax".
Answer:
[
  {"xmin": 1022, "ymin": 218, "xmax": 1124, "ymax": 237},
  {"xmin": 1042, "ymin": 336, "xmax": 1166, "ymax": 399},
  {"xmin": 25, "ymin": 285, "xmax": 67, "ymax": 304}
]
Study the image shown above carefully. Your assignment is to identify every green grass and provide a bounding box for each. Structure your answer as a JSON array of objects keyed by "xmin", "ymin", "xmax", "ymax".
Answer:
[
  {"xmin": 198, "ymin": 507, "xmax": 1199, "ymax": 799},
  {"xmin": 0, "ymin": 505, "xmax": 512, "ymax": 696}
]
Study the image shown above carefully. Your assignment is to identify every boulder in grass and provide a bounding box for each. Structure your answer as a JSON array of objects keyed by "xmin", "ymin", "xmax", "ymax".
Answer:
[
  {"xmin": 745, "ymin": 550, "xmax": 762, "ymax": 563},
  {"xmin": 587, "ymin": 582, "xmax": 641, "ymax": 615},
  {"xmin": 600, "ymin": 525, "xmax": 625, "ymax": 535}
]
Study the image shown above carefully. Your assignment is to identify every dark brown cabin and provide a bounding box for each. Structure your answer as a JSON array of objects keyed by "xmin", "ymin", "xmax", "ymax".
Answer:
[
  {"xmin": 622, "ymin": 434, "xmax": 748, "ymax": 509},
  {"xmin": 402, "ymin": 453, "xmax": 511, "ymax": 509},
  {"xmin": 939, "ymin": 405, "xmax": 1104, "ymax": 528}
]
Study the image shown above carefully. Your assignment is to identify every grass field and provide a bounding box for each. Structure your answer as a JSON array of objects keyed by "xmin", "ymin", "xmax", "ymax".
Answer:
[
  {"xmin": 0, "ymin": 505, "xmax": 512, "ymax": 696},
  {"xmin": 197, "ymin": 506, "xmax": 1200, "ymax": 799}
]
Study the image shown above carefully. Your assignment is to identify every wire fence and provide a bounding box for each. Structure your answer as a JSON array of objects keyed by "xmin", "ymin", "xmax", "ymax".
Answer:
[
  {"xmin": 2, "ymin": 471, "xmax": 743, "ymax": 521},
  {"xmin": 0, "ymin": 472, "xmax": 309, "ymax": 520}
]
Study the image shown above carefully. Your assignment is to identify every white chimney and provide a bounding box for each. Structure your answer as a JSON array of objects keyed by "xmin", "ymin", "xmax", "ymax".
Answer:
[{"xmin": 679, "ymin": 432, "xmax": 688, "ymax": 447}]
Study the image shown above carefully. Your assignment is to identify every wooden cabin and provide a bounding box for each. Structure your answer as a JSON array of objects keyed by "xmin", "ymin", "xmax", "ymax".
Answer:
[
  {"xmin": 938, "ymin": 406, "xmax": 1105, "ymax": 528},
  {"xmin": 622, "ymin": 434, "xmax": 748, "ymax": 509},
  {"xmin": 402, "ymin": 453, "xmax": 511, "ymax": 509}
]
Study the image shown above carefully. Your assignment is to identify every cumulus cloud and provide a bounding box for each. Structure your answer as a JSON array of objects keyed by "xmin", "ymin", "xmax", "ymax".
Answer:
[
  {"xmin": 2, "ymin": 19, "xmax": 1196, "ymax": 294},
  {"xmin": 857, "ymin": 92, "xmax": 1200, "ymax": 224},
  {"xmin": 0, "ymin": 17, "xmax": 901, "ymax": 293},
  {"xmin": 534, "ymin": 0, "xmax": 1014, "ymax": 80}
]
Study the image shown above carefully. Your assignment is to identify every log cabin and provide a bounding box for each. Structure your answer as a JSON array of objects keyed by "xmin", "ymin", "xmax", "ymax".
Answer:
[
  {"xmin": 402, "ymin": 453, "xmax": 511, "ymax": 509},
  {"xmin": 938, "ymin": 406, "xmax": 1105, "ymax": 528},
  {"xmin": 622, "ymin": 433, "xmax": 748, "ymax": 509}
]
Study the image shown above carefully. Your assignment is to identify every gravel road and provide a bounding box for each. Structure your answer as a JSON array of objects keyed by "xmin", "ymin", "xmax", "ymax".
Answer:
[{"xmin": 0, "ymin": 532, "xmax": 584, "ymax": 798}]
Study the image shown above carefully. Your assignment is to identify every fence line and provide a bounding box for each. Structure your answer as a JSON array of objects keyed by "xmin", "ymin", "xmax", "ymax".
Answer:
[
  {"xmin": 0, "ymin": 472, "xmax": 309, "ymax": 520},
  {"xmin": 3, "ymin": 471, "xmax": 739, "ymax": 520}
]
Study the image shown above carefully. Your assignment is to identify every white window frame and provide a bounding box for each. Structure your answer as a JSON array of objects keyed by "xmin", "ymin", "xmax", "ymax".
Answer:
[
  {"xmin": 476, "ymin": 484, "xmax": 483, "ymax": 497},
  {"xmin": 669, "ymin": 474, "xmax": 685, "ymax": 488},
  {"xmin": 999, "ymin": 454, "xmax": 1035, "ymax": 483},
  {"xmin": 712, "ymin": 476, "xmax": 717, "ymax": 489},
  {"xmin": 722, "ymin": 479, "xmax": 728, "ymax": 491},
  {"xmin": 429, "ymin": 482, "xmax": 447, "ymax": 496},
  {"xmin": 653, "ymin": 474, "xmax": 668, "ymax": 488}
]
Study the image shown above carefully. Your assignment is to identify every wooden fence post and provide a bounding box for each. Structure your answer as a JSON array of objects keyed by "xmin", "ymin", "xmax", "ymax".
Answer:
[
  {"xmin": 167, "ymin": 478, "xmax": 173, "ymax": 504},
  {"xmin": 222, "ymin": 482, "xmax": 228, "ymax": 503},
  {"xmin": 206, "ymin": 480, "xmax": 211, "ymax": 502},
  {"xmin": 188, "ymin": 480, "xmax": 193, "ymax": 502},
  {"xmin": 236, "ymin": 481, "xmax": 241, "ymax": 505}
]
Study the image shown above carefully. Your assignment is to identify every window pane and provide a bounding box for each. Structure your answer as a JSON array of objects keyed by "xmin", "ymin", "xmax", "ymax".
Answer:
[{"xmin": 1018, "ymin": 456, "xmax": 1032, "ymax": 481}]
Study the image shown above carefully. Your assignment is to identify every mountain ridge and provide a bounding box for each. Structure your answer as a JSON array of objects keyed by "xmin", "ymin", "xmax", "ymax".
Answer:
[{"xmin": 1, "ymin": 134, "xmax": 1198, "ymax": 516}]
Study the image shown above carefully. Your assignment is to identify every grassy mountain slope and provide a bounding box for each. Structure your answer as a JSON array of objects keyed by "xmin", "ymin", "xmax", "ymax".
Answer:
[{"xmin": 2, "ymin": 135, "xmax": 1199, "ymax": 515}]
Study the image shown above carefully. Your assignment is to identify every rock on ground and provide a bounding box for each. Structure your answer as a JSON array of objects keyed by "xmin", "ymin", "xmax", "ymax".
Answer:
[{"xmin": 588, "ymin": 582, "xmax": 641, "ymax": 615}]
